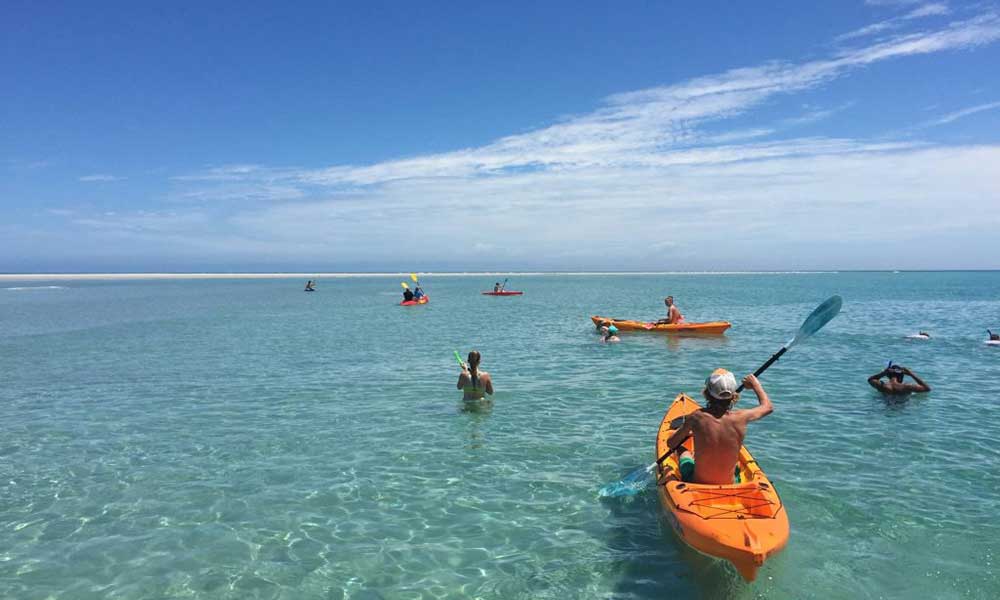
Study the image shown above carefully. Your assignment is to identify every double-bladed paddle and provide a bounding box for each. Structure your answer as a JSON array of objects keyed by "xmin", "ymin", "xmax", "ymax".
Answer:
[{"xmin": 653, "ymin": 295, "xmax": 843, "ymax": 467}]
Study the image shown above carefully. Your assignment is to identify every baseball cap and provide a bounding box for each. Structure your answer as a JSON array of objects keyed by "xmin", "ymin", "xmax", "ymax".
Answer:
[{"xmin": 705, "ymin": 368, "xmax": 737, "ymax": 401}]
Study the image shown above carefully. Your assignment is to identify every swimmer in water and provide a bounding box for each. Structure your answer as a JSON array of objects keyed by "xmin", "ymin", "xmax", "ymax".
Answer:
[{"xmin": 457, "ymin": 350, "xmax": 494, "ymax": 400}]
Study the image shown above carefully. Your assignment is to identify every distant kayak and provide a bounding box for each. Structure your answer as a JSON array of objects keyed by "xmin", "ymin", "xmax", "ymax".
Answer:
[
  {"xmin": 482, "ymin": 291, "xmax": 523, "ymax": 296},
  {"xmin": 986, "ymin": 340, "xmax": 1000, "ymax": 346},
  {"xmin": 656, "ymin": 393, "xmax": 788, "ymax": 581},
  {"xmin": 401, "ymin": 296, "xmax": 429, "ymax": 306},
  {"xmin": 590, "ymin": 315, "xmax": 730, "ymax": 334},
  {"xmin": 906, "ymin": 334, "xmax": 930, "ymax": 340}
]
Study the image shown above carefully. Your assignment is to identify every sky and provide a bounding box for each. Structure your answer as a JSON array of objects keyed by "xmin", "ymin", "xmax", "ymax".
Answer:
[{"xmin": 2, "ymin": 0, "xmax": 999, "ymax": 272}]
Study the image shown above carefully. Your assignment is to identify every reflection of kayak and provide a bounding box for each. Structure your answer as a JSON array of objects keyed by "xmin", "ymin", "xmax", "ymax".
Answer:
[
  {"xmin": 482, "ymin": 291, "xmax": 523, "ymax": 296},
  {"xmin": 400, "ymin": 296, "xmax": 429, "ymax": 306},
  {"xmin": 656, "ymin": 394, "xmax": 788, "ymax": 581},
  {"xmin": 591, "ymin": 316, "xmax": 730, "ymax": 334}
]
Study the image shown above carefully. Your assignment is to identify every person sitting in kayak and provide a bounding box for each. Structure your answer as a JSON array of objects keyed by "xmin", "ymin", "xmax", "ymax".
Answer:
[
  {"xmin": 656, "ymin": 296, "xmax": 684, "ymax": 325},
  {"xmin": 667, "ymin": 370, "xmax": 772, "ymax": 485},
  {"xmin": 457, "ymin": 350, "xmax": 494, "ymax": 400},
  {"xmin": 494, "ymin": 282, "xmax": 501, "ymax": 292},
  {"xmin": 403, "ymin": 288, "xmax": 415, "ymax": 302},
  {"xmin": 304, "ymin": 280, "xmax": 315, "ymax": 291},
  {"xmin": 413, "ymin": 286, "xmax": 425, "ymax": 299},
  {"xmin": 989, "ymin": 330, "xmax": 1000, "ymax": 341},
  {"xmin": 868, "ymin": 365, "xmax": 931, "ymax": 395}
]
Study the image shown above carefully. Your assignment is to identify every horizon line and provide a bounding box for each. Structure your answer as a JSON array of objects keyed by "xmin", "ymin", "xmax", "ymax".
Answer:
[{"xmin": 2, "ymin": 269, "xmax": 999, "ymax": 281}]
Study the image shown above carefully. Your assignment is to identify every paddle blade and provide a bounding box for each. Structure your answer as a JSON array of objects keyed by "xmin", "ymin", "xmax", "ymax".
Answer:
[
  {"xmin": 788, "ymin": 295, "xmax": 842, "ymax": 348},
  {"xmin": 401, "ymin": 282, "xmax": 409, "ymax": 289},
  {"xmin": 410, "ymin": 273, "xmax": 419, "ymax": 282},
  {"xmin": 454, "ymin": 350, "xmax": 465, "ymax": 368},
  {"xmin": 598, "ymin": 464, "xmax": 655, "ymax": 498}
]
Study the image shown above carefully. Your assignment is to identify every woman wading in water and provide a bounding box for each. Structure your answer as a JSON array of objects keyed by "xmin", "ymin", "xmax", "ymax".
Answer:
[{"xmin": 457, "ymin": 350, "xmax": 494, "ymax": 401}]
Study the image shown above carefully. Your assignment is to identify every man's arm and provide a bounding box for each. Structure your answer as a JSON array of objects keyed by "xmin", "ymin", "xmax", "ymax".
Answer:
[
  {"xmin": 667, "ymin": 415, "xmax": 695, "ymax": 452},
  {"xmin": 736, "ymin": 375, "xmax": 773, "ymax": 423},
  {"xmin": 868, "ymin": 370, "xmax": 887, "ymax": 391},
  {"xmin": 902, "ymin": 367, "xmax": 931, "ymax": 392}
]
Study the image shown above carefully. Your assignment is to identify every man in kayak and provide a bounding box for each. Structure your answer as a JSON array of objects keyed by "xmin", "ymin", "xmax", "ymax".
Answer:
[
  {"xmin": 667, "ymin": 370, "xmax": 772, "ymax": 485},
  {"xmin": 457, "ymin": 350, "xmax": 494, "ymax": 400},
  {"xmin": 304, "ymin": 280, "xmax": 315, "ymax": 292},
  {"xmin": 989, "ymin": 330, "xmax": 1000, "ymax": 341},
  {"xmin": 868, "ymin": 365, "xmax": 931, "ymax": 395},
  {"xmin": 494, "ymin": 282, "xmax": 501, "ymax": 292},
  {"xmin": 403, "ymin": 288, "xmax": 415, "ymax": 302},
  {"xmin": 656, "ymin": 296, "xmax": 684, "ymax": 325},
  {"xmin": 413, "ymin": 285, "xmax": 425, "ymax": 299}
]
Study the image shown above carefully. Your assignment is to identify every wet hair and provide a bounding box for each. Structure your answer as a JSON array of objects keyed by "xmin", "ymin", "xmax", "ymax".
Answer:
[{"xmin": 467, "ymin": 350, "xmax": 481, "ymax": 388}]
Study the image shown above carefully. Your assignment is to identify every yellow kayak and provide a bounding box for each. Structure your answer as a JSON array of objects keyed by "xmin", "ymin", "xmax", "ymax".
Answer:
[
  {"xmin": 655, "ymin": 394, "xmax": 789, "ymax": 581},
  {"xmin": 591, "ymin": 315, "xmax": 731, "ymax": 334}
]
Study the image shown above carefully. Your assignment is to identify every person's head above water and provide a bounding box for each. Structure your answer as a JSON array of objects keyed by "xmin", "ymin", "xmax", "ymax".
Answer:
[
  {"xmin": 665, "ymin": 296, "xmax": 674, "ymax": 306},
  {"xmin": 467, "ymin": 350, "xmax": 481, "ymax": 369},
  {"xmin": 887, "ymin": 365, "xmax": 906, "ymax": 383},
  {"xmin": 703, "ymin": 368, "xmax": 739, "ymax": 408}
]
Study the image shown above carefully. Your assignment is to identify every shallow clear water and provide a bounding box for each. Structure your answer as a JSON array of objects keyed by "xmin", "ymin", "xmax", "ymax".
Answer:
[{"xmin": 2, "ymin": 272, "xmax": 999, "ymax": 599}]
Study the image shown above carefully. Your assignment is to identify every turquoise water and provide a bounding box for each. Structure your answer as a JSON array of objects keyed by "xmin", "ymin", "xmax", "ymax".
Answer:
[{"xmin": 2, "ymin": 272, "xmax": 999, "ymax": 599}]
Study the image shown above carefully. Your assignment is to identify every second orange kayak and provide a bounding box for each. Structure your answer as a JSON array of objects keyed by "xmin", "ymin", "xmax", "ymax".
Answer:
[
  {"xmin": 590, "ymin": 315, "xmax": 730, "ymax": 334},
  {"xmin": 655, "ymin": 394, "xmax": 789, "ymax": 581}
]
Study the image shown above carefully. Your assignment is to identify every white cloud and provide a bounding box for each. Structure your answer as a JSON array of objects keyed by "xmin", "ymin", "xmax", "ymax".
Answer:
[
  {"xmin": 79, "ymin": 174, "xmax": 125, "ymax": 182},
  {"xmin": 838, "ymin": 3, "xmax": 950, "ymax": 42},
  {"xmin": 53, "ymin": 12, "xmax": 1000, "ymax": 269},
  {"xmin": 919, "ymin": 100, "xmax": 1000, "ymax": 127}
]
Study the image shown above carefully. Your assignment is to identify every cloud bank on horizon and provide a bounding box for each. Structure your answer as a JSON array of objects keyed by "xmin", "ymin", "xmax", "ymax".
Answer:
[{"xmin": 6, "ymin": 3, "xmax": 1000, "ymax": 271}]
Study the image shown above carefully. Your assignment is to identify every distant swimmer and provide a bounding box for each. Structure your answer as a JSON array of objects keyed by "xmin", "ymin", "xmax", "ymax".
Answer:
[
  {"xmin": 457, "ymin": 350, "xmax": 494, "ymax": 400},
  {"xmin": 304, "ymin": 280, "xmax": 316, "ymax": 292},
  {"xmin": 868, "ymin": 364, "xmax": 931, "ymax": 395},
  {"xmin": 403, "ymin": 288, "xmax": 415, "ymax": 302},
  {"xmin": 656, "ymin": 296, "xmax": 684, "ymax": 325},
  {"xmin": 600, "ymin": 324, "xmax": 620, "ymax": 343}
]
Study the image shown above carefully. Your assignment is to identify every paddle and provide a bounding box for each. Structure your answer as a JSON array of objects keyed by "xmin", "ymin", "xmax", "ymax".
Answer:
[
  {"xmin": 653, "ymin": 294, "xmax": 843, "ymax": 467},
  {"xmin": 499, "ymin": 277, "xmax": 508, "ymax": 292},
  {"xmin": 454, "ymin": 350, "xmax": 466, "ymax": 370}
]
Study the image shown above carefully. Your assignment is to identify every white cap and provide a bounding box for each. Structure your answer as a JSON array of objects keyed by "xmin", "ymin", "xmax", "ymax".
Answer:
[{"xmin": 705, "ymin": 368, "xmax": 737, "ymax": 401}]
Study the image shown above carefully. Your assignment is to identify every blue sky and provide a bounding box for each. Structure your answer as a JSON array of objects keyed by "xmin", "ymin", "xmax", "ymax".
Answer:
[{"xmin": 2, "ymin": 1, "xmax": 999, "ymax": 272}]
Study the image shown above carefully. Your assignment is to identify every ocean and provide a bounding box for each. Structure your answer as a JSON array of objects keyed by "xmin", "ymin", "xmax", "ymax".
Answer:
[{"xmin": 2, "ymin": 272, "xmax": 998, "ymax": 599}]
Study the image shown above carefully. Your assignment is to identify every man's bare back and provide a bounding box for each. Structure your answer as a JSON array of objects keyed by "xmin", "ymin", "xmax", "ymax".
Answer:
[{"xmin": 668, "ymin": 372, "xmax": 773, "ymax": 485}]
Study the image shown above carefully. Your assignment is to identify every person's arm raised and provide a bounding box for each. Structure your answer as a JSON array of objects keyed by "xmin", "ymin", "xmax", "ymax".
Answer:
[
  {"xmin": 738, "ymin": 374, "xmax": 773, "ymax": 423},
  {"xmin": 902, "ymin": 367, "xmax": 931, "ymax": 392},
  {"xmin": 868, "ymin": 370, "xmax": 887, "ymax": 391}
]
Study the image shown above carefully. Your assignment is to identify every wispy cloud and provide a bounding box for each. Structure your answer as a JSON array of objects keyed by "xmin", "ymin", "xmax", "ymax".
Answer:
[
  {"xmin": 838, "ymin": 3, "xmax": 950, "ymax": 42},
  {"xmin": 919, "ymin": 100, "xmax": 1000, "ymax": 127},
  {"xmin": 79, "ymin": 174, "xmax": 125, "ymax": 182},
  {"xmin": 42, "ymin": 11, "xmax": 1000, "ymax": 269}
]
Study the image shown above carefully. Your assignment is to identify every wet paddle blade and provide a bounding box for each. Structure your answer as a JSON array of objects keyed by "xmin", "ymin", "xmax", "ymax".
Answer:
[
  {"xmin": 598, "ymin": 464, "xmax": 654, "ymax": 498},
  {"xmin": 410, "ymin": 273, "xmax": 419, "ymax": 282},
  {"xmin": 788, "ymin": 295, "xmax": 842, "ymax": 349},
  {"xmin": 401, "ymin": 282, "xmax": 409, "ymax": 289}
]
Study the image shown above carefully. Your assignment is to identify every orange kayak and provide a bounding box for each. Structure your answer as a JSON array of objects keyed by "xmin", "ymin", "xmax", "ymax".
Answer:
[
  {"xmin": 655, "ymin": 394, "xmax": 788, "ymax": 581},
  {"xmin": 590, "ymin": 315, "xmax": 730, "ymax": 334}
]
